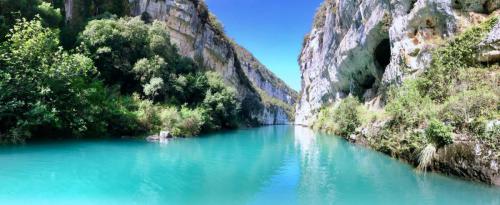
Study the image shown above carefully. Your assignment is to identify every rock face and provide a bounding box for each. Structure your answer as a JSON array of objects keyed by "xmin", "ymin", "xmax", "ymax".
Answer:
[
  {"xmin": 298, "ymin": 0, "xmax": 500, "ymax": 185},
  {"xmin": 296, "ymin": 0, "xmax": 499, "ymax": 126},
  {"xmin": 234, "ymin": 45, "xmax": 298, "ymax": 106},
  {"xmin": 63, "ymin": 0, "xmax": 297, "ymax": 125},
  {"xmin": 432, "ymin": 141, "xmax": 500, "ymax": 186},
  {"xmin": 128, "ymin": 0, "xmax": 297, "ymax": 125},
  {"xmin": 478, "ymin": 21, "xmax": 500, "ymax": 62}
]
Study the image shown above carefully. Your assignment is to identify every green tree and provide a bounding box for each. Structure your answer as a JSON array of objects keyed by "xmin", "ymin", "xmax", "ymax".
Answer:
[
  {"xmin": 0, "ymin": 18, "xmax": 101, "ymax": 143},
  {"xmin": 0, "ymin": 0, "xmax": 62, "ymax": 42},
  {"xmin": 201, "ymin": 72, "xmax": 240, "ymax": 130}
]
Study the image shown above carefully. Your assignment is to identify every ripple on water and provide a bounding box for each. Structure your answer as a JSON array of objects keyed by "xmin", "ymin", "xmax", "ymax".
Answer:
[{"xmin": 0, "ymin": 126, "xmax": 499, "ymax": 205}]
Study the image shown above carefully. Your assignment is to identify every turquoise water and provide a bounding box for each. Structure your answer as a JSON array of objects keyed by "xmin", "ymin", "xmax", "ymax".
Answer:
[{"xmin": 0, "ymin": 126, "xmax": 499, "ymax": 205}]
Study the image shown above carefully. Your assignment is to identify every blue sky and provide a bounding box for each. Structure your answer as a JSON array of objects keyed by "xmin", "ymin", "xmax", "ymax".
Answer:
[{"xmin": 205, "ymin": 0, "xmax": 324, "ymax": 91}]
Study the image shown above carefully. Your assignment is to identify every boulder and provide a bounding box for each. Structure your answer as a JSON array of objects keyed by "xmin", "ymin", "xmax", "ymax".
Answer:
[
  {"xmin": 478, "ymin": 21, "xmax": 500, "ymax": 63},
  {"xmin": 146, "ymin": 131, "xmax": 172, "ymax": 143}
]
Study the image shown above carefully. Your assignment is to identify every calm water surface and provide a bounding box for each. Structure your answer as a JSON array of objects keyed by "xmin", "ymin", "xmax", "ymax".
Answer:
[{"xmin": 0, "ymin": 126, "xmax": 499, "ymax": 205}]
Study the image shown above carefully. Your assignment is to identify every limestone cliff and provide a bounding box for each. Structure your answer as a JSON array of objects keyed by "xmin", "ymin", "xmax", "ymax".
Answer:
[
  {"xmin": 63, "ymin": 0, "xmax": 297, "ymax": 125},
  {"xmin": 297, "ymin": 0, "xmax": 500, "ymax": 185},
  {"xmin": 296, "ymin": 0, "xmax": 499, "ymax": 126}
]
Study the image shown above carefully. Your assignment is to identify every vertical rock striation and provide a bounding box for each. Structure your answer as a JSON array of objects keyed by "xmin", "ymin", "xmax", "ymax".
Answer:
[
  {"xmin": 63, "ymin": 0, "xmax": 297, "ymax": 125},
  {"xmin": 296, "ymin": 0, "xmax": 499, "ymax": 126}
]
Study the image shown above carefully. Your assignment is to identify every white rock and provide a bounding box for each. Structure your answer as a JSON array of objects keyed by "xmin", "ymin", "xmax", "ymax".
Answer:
[{"xmin": 296, "ymin": 0, "xmax": 495, "ymax": 125}]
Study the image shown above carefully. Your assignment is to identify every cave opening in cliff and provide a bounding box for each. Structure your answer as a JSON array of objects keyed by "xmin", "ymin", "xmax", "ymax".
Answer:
[
  {"xmin": 375, "ymin": 38, "xmax": 391, "ymax": 71},
  {"xmin": 360, "ymin": 75, "xmax": 376, "ymax": 90}
]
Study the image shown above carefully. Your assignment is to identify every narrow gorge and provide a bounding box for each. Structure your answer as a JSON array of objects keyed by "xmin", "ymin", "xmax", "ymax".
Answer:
[{"xmin": 63, "ymin": 0, "xmax": 298, "ymax": 125}]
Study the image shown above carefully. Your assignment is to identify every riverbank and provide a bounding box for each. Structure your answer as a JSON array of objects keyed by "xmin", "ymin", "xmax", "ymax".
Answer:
[
  {"xmin": 347, "ymin": 123, "xmax": 500, "ymax": 186},
  {"xmin": 308, "ymin": 16, "xmax": 500, "ymax": 186}
]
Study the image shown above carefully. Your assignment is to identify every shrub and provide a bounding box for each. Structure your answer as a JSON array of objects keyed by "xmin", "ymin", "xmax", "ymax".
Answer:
[
  {"xmin": 481, "ymin": 124, "xmax": 499, "ymax": 151},
  {"xmin": 425, "ymin": 119, "xmax": 453, "ymax": 148},
  {"xmin": 333, "ymin": 96, "xmax": 363, "ymax": 137},
  {"xmin": 440, "ymin": 89, "xmax": 498, "ymax": 132},
  {"xmin": 313, "ymin": 96, "xmax": 362, "ymax": 137},
  {"xmin": 385, "ymin": 80, "xmax": 435, "ymax": 129},
  {"xmin": 420, "ymin": 17, "xmax": 497, "ymax": 101},
  {"xmin": 158, "ymin": 107, "xmax": 180, "ymax": 132},
  {"xmin": 418, "ymin": 144, "xmax": 437, "ymax": 171},
  {"xmin": 173, "ymin": 107, "xmax": 205, "ymax": 137},
  {"xmin": 201, "ymin": 72, "xmax": 240, "ymax": 130},
  {"xmin": 135, "ymin": 97, "xmax": 161, "ymax": 131},
  {"xmin": 313, "ymin": 106, "xmax": 337, "ymax": 134}
]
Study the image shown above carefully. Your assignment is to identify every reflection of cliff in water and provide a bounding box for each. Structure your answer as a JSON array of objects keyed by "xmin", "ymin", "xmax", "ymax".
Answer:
[{"xmin": 130, "ymin": 126, "xmax": 295, "ymax": 204}]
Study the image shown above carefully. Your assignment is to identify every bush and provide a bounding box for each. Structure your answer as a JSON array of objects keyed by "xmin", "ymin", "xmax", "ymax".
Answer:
[
  {"xmin": 313, "ymin": 96, "xmax": 362, "ymax": 137},
  {"xmin": 420, "ymin": 17, "xmax": 497, "ymax": 101},
  {"xmin": 333, "ymin": 96, "xmax": 363, "ymax": 137},
  {"xmin": 201, "ymin": 72, "xmax": 240, "ymax": 130},
  {"xmin": 133, "ymin": 98, "xmax": 207, "ymax": 137},
  {"xmin": 0, "ymin": 1, "xmax": 62, "ymax": 41},
  {"xmin": 313, "ymin": 106, "xmax": 337, "ymax": 134},
  {"xmin": 135, "ymin": 97, "xmax": 162, "ymax": 131},
  {"xmin": 440, "ymin": 89, "xmax": 498, "ymax": 132},
  {"xmin": 173, "ymin": 107, "xmax": 205, "ymax": 137},
  {"xmin": 0, "ymin": 17, "xmax": 149, "ymax": 143},
  {"xmin": 425, "ymin": 119, "xmax": 453, "ymax": 148},
  {"xmin": 385, "ymin": 80, "xmax": 435, "ymax": 129}
]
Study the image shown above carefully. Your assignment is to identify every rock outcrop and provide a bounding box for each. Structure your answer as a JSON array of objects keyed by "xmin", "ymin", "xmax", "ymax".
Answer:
[
  {"xmin": 63, "ymin": 0, "xmax": 297, "ymax": 125},
  {"xmin": 296, "ymin": 0, "xmax": 499, "ymax": 126},
  {"xmin": 128, "ymin": 0, "xmax": 297, "ymax": 125},
  {"xmin": 478, "ymin": 21, "xmax": 500, "ymax": 62},
  {"xmin": 298, "ymin": 0, "xmax": 499, "ymax": 185}
]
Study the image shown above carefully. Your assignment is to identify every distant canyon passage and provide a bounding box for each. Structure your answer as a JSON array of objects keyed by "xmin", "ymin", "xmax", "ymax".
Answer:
[{"xmin": 64, "ymin": 0, "xmax": 298, "ymax": 125}]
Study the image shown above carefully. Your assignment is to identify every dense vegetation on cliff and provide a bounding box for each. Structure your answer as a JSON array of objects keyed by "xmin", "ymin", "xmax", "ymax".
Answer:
[
  {"xmin": 313, "ymin": 17, "xmax": 499, "ymax": 171},
  {"xmin": 0, "ymin": 2, "xmax": 241, "ymax": 144}
]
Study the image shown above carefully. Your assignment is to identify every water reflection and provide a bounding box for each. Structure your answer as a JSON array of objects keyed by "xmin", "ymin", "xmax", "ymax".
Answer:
[{"xmin": 0, "ymin": 126, "xmax": 499, "ymax": 205}]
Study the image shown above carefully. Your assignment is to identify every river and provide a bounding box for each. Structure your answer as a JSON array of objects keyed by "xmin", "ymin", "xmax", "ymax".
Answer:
[{"xmin": 0, "ymin": 126, "xmax": 499, "ymax": 204}]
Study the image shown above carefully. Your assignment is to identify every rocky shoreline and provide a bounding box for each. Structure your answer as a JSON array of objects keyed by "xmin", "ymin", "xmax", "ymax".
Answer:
[{"xmin": 346, "ymin": 123, "xmax": 500, "ymax": 186}]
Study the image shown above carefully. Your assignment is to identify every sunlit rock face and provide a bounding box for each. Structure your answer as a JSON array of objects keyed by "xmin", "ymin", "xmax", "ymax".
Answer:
[
  {"xmin": 296, "ymin": 0, "xmax": 499, "ymax": 126},
  {"xmin": 64, "ymin": 0, "xmax": 297, "ymax": 125},
  {"xmin": 128, "ymin": 0, "xmax": 297, "ymax": 125},
  {"xmin": 478, "ymin": 21, "xmax": 500, "ymax": 62}
]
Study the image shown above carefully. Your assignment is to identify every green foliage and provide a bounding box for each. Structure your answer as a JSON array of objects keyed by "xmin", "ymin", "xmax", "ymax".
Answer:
[
  {"xmin": 172, "ymin": 107, "xmax": 205, "ymax": 137},
  {"xmin": 480, "ymin": 125, "xmax": 500, "ymax": 152},
  {"xmin": 0, "ymin": 0, "xmax": 62, "ymax": 41},
  {"xmin": 385, "ymin": 80, "xmax": 435, "ymax": 129},
  {"xmin": 419, "ymin": 17, "xmax": 498, "ymax": 101},
  {"xmin": 80, "ymin": 17, "xmax": 203, "ymax": 103},
  {"xmin": 440, "ymin": 88, "xmax": 498, "ymax": 132},
  {"xmin": 0, "ymin": 2, "xmax": 245, "ymax": 144},
  {"xmin": 313, "ymin": 96, "xmax": 362, "ymax": 137},
  {"xmin": 58, "ymin": 0, "xmax": 131, "ymax": 47},
  {"xmin": 36, "ymin": 2, "xmax": 63, "ymax": 27},
  {"xmin": 425, "ymin": 119, "xmax": 453, "ymax": 148},
  {"xmin": 0, "ymin": 17, "xmax": 118, "ymax": 143},
  {"xmin": 313, "ymin": 106, "xmax": 337, "ymax": 134},
  {"xmin": 80, "ymin": 17, "xmax": 157, "ymax": 91},
  {"xmin": 134, "ymin": 97, "xmax": 205, "ymax": 137},
  {"xmin": 201, "ymin": 72, "xmax": 239, "ymax": 130},
  {"xmin": 369, "ymin": 17, "xmax": 500, "ymax": 162}
]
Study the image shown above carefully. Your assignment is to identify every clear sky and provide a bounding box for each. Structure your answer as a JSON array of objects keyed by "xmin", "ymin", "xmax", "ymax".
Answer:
[{"xmin": 205, "ymin": 0, "xmax": 324, "ymax": 91}]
